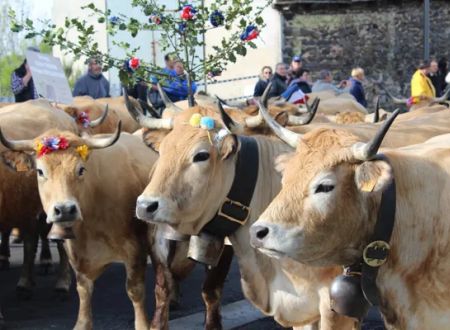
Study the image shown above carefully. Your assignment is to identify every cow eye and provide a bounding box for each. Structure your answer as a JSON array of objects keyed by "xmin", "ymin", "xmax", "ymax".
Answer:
[
  {"xmin": 193, "ymin": 152, "xmax": 210, "ymax": 163},
  {"xmin": 37, "ymin": 169, "xmax": 44, "ymax": 177},
  {"xmin": 78, "ymin": 167, "xmax": 87, "ymax": 176},
  {"xmin": 315, "ymin": 184, "xmax": 334, "ymax": 193}
]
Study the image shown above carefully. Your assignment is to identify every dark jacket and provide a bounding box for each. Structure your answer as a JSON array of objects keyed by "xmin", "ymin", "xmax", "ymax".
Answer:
[
  {"xmin": 349, "ymin": 78, "xmax": 367, "ymax": 107},
  {"xmin": 253, "ymin": 79, "xmax": 269, "ymax": 97},
  {"xmin": 73, "ymin": 72, "xmax": 110, "ymax": 99},
  {"xmin": 126, "ymin": 81, "xmax": 148, "ymax": 102},
  {"xmin": 429, "ymin": 72, "xmax": 446, "ymax": 97},
  {"xmin": 11, "ymin": 62, "xmax": 37, "ymax": 102},
  {"xmin": 268, "ymin": 73, "xmax": 287, "ymax": 98}
]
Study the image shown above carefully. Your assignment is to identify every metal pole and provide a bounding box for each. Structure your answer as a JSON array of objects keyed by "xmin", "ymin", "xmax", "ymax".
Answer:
[
  {"xmin": 202, "ymin": 0, "xmax": 207, "ymax": 93},
  {"xmin": 424, "ymin": 0, "xmax": 430, "ymax": 60}
]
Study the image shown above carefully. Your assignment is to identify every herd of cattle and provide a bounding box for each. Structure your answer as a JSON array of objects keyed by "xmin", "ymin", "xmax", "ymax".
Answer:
[{"xmin": 0, "ymin": 83, "xmax": 449, "ymax": 330}]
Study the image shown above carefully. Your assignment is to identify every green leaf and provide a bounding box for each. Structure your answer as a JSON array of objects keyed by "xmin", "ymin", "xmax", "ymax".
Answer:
[
  {"xmin": 255, "ymin": 16, "xmax": 264, "ymax": 25},
  {"xmin": 98, "ymin": 17, "xmax": 105, "ymax": 23},
  {"xmin": 228, "ymin": 52, "xmax": 236, "ymax": 63},
  {"xmin": 248, "ymin": 41, "xmax": 257, "ymax": 49}
]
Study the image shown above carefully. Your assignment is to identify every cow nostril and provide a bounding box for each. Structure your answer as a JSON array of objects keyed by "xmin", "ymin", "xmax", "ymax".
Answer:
[
  {"xmin": 54, "ymin": 207, "xmax": 61, "ymax": 216},
  {"xmin": 256, "ymin": 227, "xmax": 269, "ymax": 240},
  {"xmin": 68, "ymin": 205, "xmax": 77, "ymax": 215},
  {"xmin": 146, "ymin": 201, "xmax": 159, "ymax": 214}
]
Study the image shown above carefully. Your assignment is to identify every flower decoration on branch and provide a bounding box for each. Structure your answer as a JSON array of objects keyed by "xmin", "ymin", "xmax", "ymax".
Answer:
[
  {"xmin": 180, "ymin": 5, "xmax": 197, "ymax": 21},
  {"xmin": 149, "ymin": 14, "xmax": 162, "ymax": 25},
  {"xmin": 124, "ymin": 57, "xmax": 140, "ymax": 73},
  {"xmin": 207, "ymin": 69, "xmax": 222, "ymax": 79},
  {"xmin": 178, "ymin": 22, "xmax": 187, "ymax": 33},
  {"xmin": 240, "ymin": 25, "xmax": 259, "ymax": 42},
  {"xmin": 209, "ymin": 10, "xmax": 224, "ymax": 27},
  {"xmin": 109, "ymin": 16, "xmax": 121, "ymax": 26},
  {"xmin": 77, "ymin": 112, "xmax": 91, "ymax": 128},
  {"xmin": 35, "ymin": 136, "xmax": 70, "ymax": 158}
]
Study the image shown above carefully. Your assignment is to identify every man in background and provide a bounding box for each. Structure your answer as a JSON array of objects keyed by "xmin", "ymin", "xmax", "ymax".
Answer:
[{"xmin": 73, "ymin": 57, "xmax": 110, "ymax": 99}]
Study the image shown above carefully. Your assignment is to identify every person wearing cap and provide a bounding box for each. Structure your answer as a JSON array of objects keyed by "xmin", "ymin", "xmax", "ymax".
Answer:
[
  {"xmin": 73, "ymin": 57, "xmax": 110, "ymax": 99},
  {"xmin": 312, "ymin": 70, "xmax": 349, "ymax": 94},
  {"xmin": 349, "ymin": 67, "xmax": 367, "ymax": 107},
  {"xmin": 411, "ymin": 60, "xmax": 435, "ymax": 100},
  {"xmin": 287, "ymin": 55, "xmax": 303, "ymax": 85},
  {"xmin": 10, "ymin": 47, "xmax": 40, "ymax": 102}
]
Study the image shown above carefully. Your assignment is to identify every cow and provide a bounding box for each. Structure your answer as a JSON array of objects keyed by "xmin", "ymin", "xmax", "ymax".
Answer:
[
  {"xmin": 0, "ymin": 123, "xmax": 157, "ymax": 330},
  {"xmin": 0, "ymin": 99, "xmax": 77, "ymax": 299},
  {"xmin": 250, "ymin": 105, "xmax": 450, "ymax": 329},
  {"xmin": 130, "ymin": 102, "xmax": 356, "ymax": 329}
]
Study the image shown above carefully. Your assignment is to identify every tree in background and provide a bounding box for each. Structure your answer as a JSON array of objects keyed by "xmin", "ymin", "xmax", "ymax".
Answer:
[{"xmin": 10, "ymin": 0, "xmax": 272, "ymax": 106}]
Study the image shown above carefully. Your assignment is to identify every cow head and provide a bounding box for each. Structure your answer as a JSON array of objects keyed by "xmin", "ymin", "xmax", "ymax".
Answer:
[
  {"xmin": 249, "ymin": 104, "xmax": 399, "ymax": 266},
  {"xmin": 0, "ymin": 122, "xmax": 121, "ymax": 227}
]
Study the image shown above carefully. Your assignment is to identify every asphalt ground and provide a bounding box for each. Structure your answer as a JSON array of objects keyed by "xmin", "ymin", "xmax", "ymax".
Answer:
[{"xmin": 0, "ymin": 242, "xmax": 386, "ymax": 329}]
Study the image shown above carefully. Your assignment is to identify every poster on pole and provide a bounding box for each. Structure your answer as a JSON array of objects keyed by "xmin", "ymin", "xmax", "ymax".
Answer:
[{"xmin": 26, "ymin": 50, "xmax": 73, "ymax": 104}]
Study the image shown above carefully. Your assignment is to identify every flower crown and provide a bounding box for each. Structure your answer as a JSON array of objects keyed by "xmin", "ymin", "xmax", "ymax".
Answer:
[
  {"xmin": 77, "ymin": 112, "xmax": 91, "ymax": 128},
  {"xmin": 34, "ymin": 136, "xmax": 90, "ymax": 161}
]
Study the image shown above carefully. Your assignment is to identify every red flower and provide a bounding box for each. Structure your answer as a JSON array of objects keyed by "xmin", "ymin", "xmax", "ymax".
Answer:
[
  {"xmin": 129, "ymin": 57, "xmax": 140, "ymax": 70},
  {"xmin": 59, "ymin": 137, "xmax": 69, "ymax": 150}
]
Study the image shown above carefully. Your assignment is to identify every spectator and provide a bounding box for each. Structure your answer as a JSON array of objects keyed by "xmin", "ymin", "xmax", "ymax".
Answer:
[
  {"xmin": 428, "ymin": 59, "xmax": 444, "ymax": 96},
  {"xmin": 162, "ymin": 60, "xmax": 197, "ymax": 102},
  {"xmin": 411, "ymin": 60, "xmax": 435, "ymax": 99},
  {"xmin": 10, "ymin": 47, "xmax": 40, "ymax": 103},
  {"xmin": 73, "ymin": 57, "xmax": 110, "ymax": 99},
  {"xmin": 287, "ymin": 55, "xmax": 303, "ymax": 85},
  {"xmin": 125, "ymin": 79, "xmax": 148, "ymax": 103},
  {"xmin": 253, "ymin": 66, "xmax": 272, "ymax": 98},
  {"xmin": 289, "ymin": 68, "xmax": 312, "ymax": 94},
  {"xmin": 349, "ymin": 67, "xmax": 367, "ymax": 107},
  {"xmin": 163, "ymin": 54, "xmax": 175, "ymax": 75},
  {"xmin": 312, "ymin": 69, "xmax": 349, "ymax": 94},
  {"xmin": 437, "ymin": 58, "xmax": 448, "ymax": 96},
  {"xmin": 268, "ymin": 63, "xmax": 288, "ymax": 98}
]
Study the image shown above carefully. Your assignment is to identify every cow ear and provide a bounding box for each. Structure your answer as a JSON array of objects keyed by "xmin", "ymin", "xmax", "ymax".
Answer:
[
  {"xmin": 1, "ymin": 151, "xmax": 35, "ymax": 173},
  {"xmin": 63, "ymin": 106, "xmax": 77, "ymax": 118},
  {"xmin": 274, "ymin": 111, "xmax": 289, "ymax": 127},
  {"xmin": 355, "ymin": 160, "xmax": 393, "ymax": 193},
  {"xmin": 275, "ymin": 152, "xmax": 295, "ymax": 174},
  {"xmin": 220, "ymin": 134, "xmax": 238, "ymax": 160},
  {"xmin": 141, "ymin": 128, "xmax": 169, "ymax": 153}
]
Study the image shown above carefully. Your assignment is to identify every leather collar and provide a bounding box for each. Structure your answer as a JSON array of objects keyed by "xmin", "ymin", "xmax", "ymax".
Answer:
[{"xmin": 202, "ymin": 136, "xmax": 259, "ymax": 238}]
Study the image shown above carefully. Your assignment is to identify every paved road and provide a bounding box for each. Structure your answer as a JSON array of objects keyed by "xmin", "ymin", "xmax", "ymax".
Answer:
[{"xmin": 0, "ymin": 242, "xmax": 385, "ymax": 329}]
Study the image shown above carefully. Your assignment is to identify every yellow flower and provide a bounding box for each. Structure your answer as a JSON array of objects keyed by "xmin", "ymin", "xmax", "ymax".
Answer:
[
  {"xmin": 34, "ymin": 141, "xmax": 43, "ymax": 153},
  {"xmin": 76, "ymin": 145, "xmax": 90, "ymax": 161},
  {"xmin": 189, "ymin": 113, "xmax": 202, "ymax": 127}
]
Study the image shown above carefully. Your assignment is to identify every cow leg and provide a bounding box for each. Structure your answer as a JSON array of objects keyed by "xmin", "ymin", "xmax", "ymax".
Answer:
[
  {"xmin": 0, "ymin": 229, "xmax": 11, "ymax": 270},
  {"xmin": 124, "ymin": 254, "xmax": 149, "ymax": 330},
  {"xmin": 37, "ymin": 214, "xmax": 53, "ymax": 275},
  {"xmin": 150, "ymin": 254, "xmax": 172, "ymax": 330},
  {"xmin": 202, "ymin": 245, "xmax": 234, "ymax": 330},
  {"xmin": 54, "ymin": 241, "xmax": 71, "ymax": 299},
  {"xmin": 16, "ymin": 230, "xmax": 38, "ymax": 299}
]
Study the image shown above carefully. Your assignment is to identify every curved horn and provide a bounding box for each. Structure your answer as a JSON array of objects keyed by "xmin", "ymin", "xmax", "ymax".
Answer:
[
  {"xmin": 157, "ymin": 83, "xmax": 183, "ymax": 113},
  {"xmin": 431, "ymin": 87, "xmax": 450, "ymax": 103},
  {"xmin": 124, "ymin": 88, "xmax": 172, "ymax": 129},
  {"xmin": 244, "ymin": 110, "xmax": 264, "ymax": 128},
  {"xmin": 378, "ymin": 84, "xmax": 408, "ymax": 104},
  {"xmin": 287, "ymin": 98, "xmax": 319, "ymax": 125},
  {"xmin": 258, "ymin": 100, "xmax": 301, "ymax": 149},
  {"xmin": 217, "ymin": 98, "xmax": 242, "ymax": 133},
  {"xmin": 261, "ymin": 82, "xmax": 272, "ymax": 107},
  {"xmin": 89, "ymin": 104, "xmax": 109, "ymax": 128},
  {"xmin": 351, "ymin": 109, "xmax": 400, "ymax": 161},
  {"xmin": 373, "ymin": 96, "xmax": 380, "ymax": 123},
  {"xmin": 140, "ymin": 98, "xmax": 161, "ymax": 118},
  {"xmin": 0, "ymin": 127, "xmax": 35, "ymax": 151},
  {"xmin": 216, "ymin": 95, "xmax": 229, "ymax": 107},
  {"xmin": 83, "ymin": 121, "xmax": 122, "ymax": 150}
]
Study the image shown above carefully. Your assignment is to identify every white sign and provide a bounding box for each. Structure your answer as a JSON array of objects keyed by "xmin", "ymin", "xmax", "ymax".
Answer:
[{"xmin": 26, "ymin": 50, "xmax": 73, "ymax": 104}]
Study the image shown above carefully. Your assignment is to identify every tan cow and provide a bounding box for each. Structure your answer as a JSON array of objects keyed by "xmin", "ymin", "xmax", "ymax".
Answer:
[
  {"xmin": 0, "ymin": 125, "xmax": 156, "ymax": 330},
  {"xmin": 132, "ymin": 106, "xmax": 355, "ymax": 329},
  {"xmin": 0, "ymin": 99, "xmax": 77, "ymax": 297},
  {"xmin": 251, "ymin": 110, "xmax": 450, "ymax": 329}
]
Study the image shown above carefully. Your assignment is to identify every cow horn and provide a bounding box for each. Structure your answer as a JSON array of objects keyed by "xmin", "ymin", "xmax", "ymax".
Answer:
[
  {"xmin": 351, "ymin": 109, "xmax": 400, "ymax": 161},
  {"xmin": 83, "ymin": 121, "xmax": 122, "ymax": 150},
  {"xmin": 157, "ymin": 83, "xmax": 183, "ymax": 113},
  {"xmin": 217, "ymin": 98, "xmax": 243, "ymax": 133},
  {"xmin": 287, "ymin": 98, "xmax": 319, "ymax": 125},
  {"xmin": 89, "ymin": 104, "xmax": 109, "ymax": 128},
  {"xmin": 431, "ymin": 87, "xmax": 450, "ymax": 103},
  {"xmin": 241, "ymin": 82, "xmax": 273, "ymax": 128},
  {"xmin": 124, "ymin": 88, "xmax": 172, "ymax": 129},
  {"xmin": 140, "ymin": 98, "xmax": 161, "ymax": 118},
  {"xmin": 261, "ymin": 82, "xmax": 272, "ymax": 107},
  {"xmin": 258, "ymin": 100, "xmax": 300, "ymax": 148},
  {"xmin": 0, "ymin": 128, "xmax": 35, "ymax": 151},
  {"xmin": 373, "ymin": 96, "xmax": 380, "ymax": 123},
  {"xmin": 378, "ymin": 84, "xmax": 408, "ymax": 104},
  {"xmin": 216, "ymin": 95, "xmax": 230, "ymax": 107}
]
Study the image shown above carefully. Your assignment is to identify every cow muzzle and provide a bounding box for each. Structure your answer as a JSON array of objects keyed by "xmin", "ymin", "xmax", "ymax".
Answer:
[
  {"xmin": 47, "ymin": 201, "xmax": 80, "ymax": 225},
  {"xmin": 136, "ymin": 195, "xmax": 169, "ymax": 224}
]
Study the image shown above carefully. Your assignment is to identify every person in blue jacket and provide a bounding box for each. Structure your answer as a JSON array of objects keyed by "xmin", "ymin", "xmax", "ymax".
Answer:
[
  {"xmin": 349, "ymin": 67, "xmax": 367, "ymax": 107},
  {"xmin": 162, "ymin": 60, "xmax": 197, "ymax": 102}
]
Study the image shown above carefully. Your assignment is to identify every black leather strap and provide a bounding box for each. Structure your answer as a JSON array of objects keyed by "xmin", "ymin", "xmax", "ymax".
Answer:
[
  {"xmin": 202, "ymin": 136, "xmax": 259, "ymax": 238},
  {"xmin": 361, "ymin": 154, "xmax": 396, "ymax": 306}
]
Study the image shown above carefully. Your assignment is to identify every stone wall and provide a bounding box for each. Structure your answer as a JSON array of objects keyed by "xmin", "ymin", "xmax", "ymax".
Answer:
[{"xmin": 278, "ymin": 0, "xmax": 450, "ymax": 109}]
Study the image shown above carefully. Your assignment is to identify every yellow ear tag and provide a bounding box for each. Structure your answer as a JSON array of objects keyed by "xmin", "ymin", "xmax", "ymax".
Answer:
[
  {"xmin": 361, "ymin": 179, "xmax": 377, "ymax": 192},
  {"xmin": 76, "ymin": 145, "xmax": 90, "ymax": 161}
]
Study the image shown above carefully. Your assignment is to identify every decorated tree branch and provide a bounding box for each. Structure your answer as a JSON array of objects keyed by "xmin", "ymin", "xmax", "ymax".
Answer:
[{"xmin": 9, "ymin": 0, "xmax": 272, "ymax": 106}]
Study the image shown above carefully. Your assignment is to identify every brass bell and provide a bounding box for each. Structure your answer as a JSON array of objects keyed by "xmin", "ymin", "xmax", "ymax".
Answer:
[
  {"xmin": 187, "ymin": 232, "xmax": 224, "ymax": 267},
  {"xmin": 329, "ymin": 273, "xmax": 370, "ymax": 319},
  {"xmin": 47, "ymin": 224, "xmax": 75, "ymax": 241}
]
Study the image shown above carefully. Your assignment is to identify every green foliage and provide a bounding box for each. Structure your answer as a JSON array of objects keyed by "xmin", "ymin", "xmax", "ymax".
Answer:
[
  {"xmin": 0, "ymin": 53, "xmax": 22, "ymax": 97},
  {"xmin": 9, "ymin": 0, "xmax": 273, "ymax": 104}
]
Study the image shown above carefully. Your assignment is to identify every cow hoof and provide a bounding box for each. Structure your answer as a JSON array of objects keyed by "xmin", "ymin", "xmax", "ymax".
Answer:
[
  {"xmin": 38, "ymin": 263, "xmax": 54, "ymax": 276},
  {"xmin": 16, "ymin": 286, "xmax": 33, "ymax": 300},
  {"xmin": 0, "ymin": 259, "xmax": 10, "ymax": 271},
  {"xmin": 54, "ymin": 288, "xmax": 70, "ymax": 301}
]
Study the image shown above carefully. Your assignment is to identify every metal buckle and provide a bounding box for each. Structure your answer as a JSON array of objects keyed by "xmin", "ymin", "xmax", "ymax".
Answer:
[
  {"xmin": 363, "ymin": 240, "xmax": 390, "ymax": 267},
  {"xmin": 217, "ymin": 197, "xmax": 250, "ymax": 225}
]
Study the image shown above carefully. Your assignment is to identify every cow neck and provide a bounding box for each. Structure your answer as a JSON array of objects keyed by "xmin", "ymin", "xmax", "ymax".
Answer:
[
  {"xmin": 348, "ymin": 154, "xmax": 397, "ymax": 307},
  {"xmin": 201, "ymin": 135, "xmax": 259, "ymax": 238}
]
